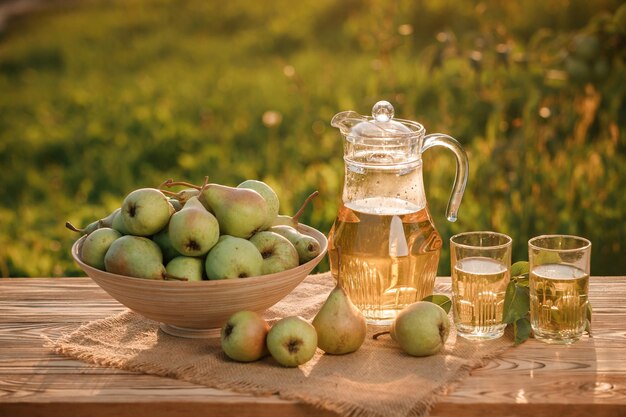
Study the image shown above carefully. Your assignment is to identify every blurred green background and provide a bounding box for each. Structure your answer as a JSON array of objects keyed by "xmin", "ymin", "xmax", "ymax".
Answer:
[{"xmin": 1, "ymin": 0, "xmax": 624, "ymax": 277}]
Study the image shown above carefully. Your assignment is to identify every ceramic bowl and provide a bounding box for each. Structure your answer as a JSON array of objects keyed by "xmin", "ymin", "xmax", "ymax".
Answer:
[{"xmin": 71, "ymin": 224, "xmax": 328, "ymax": 338}]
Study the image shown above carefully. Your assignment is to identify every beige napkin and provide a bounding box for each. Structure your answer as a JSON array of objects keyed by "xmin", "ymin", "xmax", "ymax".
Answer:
[{"xmin": 50, "ymin": 272, "xmax": 512, "ymax": 417}]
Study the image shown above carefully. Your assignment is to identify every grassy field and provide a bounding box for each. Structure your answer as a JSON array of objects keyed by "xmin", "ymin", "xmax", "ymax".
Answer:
[{"xmin": 0, "ymin": 0, "xmax": 624, "ymax": 277}]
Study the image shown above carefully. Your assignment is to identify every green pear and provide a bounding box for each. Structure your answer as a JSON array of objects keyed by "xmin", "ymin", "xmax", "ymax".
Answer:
[
  {"xmin": 175, "ymin": 188, "xmax": 201, "ymax": 205},
  {"xmin": 266, "ymin": 316, "xmax": 318, "ymax": 367},
  {"xmin": 270, "ymin": 225, "xmax": 321, "ymax": 264},
  {"xmin": 312, "ymin": 280, "xmax": 366, "ymax": 355},
  {"xmin": 237, "ymin": 179, "xmax": 279, "ymax": 228},
  {"xmin": 165, "ymin": 256, "xmax": 204, "ymax": 281},
  {"xmin": 168, "ymin": 198, "xmax": 183, "ymax": 212},
  {"xmin": 168, "ymin": 196, "xmax": 219, "ymax": 257},
  {"xmin": 221, "ymin": 310, "xmax": 270, "ymax": 362},
  {"xmin": 205, "ymin": 236, "xmax": 263, "ymax": 279},
  {"xmin": 97, "ymin": 208, "xmax": 120, "ymax": 229},
  {"xmin": 199, "ymin": 184, "xmax": 271, "ymax": 239},
  {"xmin": 121, "ymin": 188, "xmax": 174, "ymax": 236},
  {"xmin": 216, "ymin": 234, "xmax": 231, "ymax": 244},
  {"xmin": 390, "ymin": 301, "xmax": 450, "ymax": 357},
  {"xmin": 80, "ymin": 227, "xmax": 122, "ymax": 270},
  {"xmin": 104, "ymin": 235, "xmax": 166, "ymax": 280},
  {"xmin": 65, "ymin": 208, "xmax": 120, "ymax": 235},
  {"xmin": 249, "ymin": 231, "xmax": 299, "ymax": 275},
  {"xmin": 153, "ymin": 226, "xmax": 181, "ymax": 263},
  {"xmin": 111, "ymin": 208, "xmax": 129, "ymax": 235}
]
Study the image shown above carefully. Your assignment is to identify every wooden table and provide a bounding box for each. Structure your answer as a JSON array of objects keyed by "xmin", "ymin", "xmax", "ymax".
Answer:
[{"xmin": 1, "ymin": 277, "xmax": 625, "ymax": 417}]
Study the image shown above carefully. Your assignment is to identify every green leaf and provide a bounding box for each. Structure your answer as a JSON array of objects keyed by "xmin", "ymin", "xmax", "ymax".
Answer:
[
  {"xmin": 502, "ymin": 281, "xmax": 530, "ymax": 324},
  {"xmin": 511, "ymin": 261, "xmax": 530, "ymax": 278},
  {"xmin": 536, "ymin": 251, "xmax": 562, "ymax": 265},
  {"xmin": 514, "ymin": 317, "xmax": 532, "ymax": 345},
  {"xmin": 585, "ymin": 302, "xmax": 593, "ymax": 336},
  {"xmin": 502, "ymin": 280, "xmax": 516, "ymax": 323},
  {"xmin": 515, "ymin": 277, "xmax": 529, "ymax": 287},
  {"xmin": 422, "ymin": 294, "xmax": 452, "ymax": 314}
]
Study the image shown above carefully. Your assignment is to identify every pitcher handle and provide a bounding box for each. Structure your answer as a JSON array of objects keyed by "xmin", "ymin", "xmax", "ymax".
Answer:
[{"xmin": 421, "ymin": 133, "xmax": 469, "ymax": 222}]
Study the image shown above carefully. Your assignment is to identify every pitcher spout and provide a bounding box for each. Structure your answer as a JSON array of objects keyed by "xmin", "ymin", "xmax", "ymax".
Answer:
[{"xmin": 330, "ymin": 111, "xmax": 366, "ymax": 136}]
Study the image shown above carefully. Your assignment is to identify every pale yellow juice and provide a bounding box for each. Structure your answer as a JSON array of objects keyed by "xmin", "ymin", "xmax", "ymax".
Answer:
[
  {"xmin": 328, "ymin": 197, "xmax": 442, "ymax": 325},
  {"xmin": 451, "ymin": 257, "xmax": 509, "ymax": 339},
  {"xmin": 530, "ymin": 264, "xmax": 589, "ymax": 343}
]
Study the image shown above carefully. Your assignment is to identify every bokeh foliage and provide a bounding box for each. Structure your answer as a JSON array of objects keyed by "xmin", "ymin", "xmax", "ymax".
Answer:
[{"xmin": 0, "ymin": 0, "xmax": 624, "ymax": 277}]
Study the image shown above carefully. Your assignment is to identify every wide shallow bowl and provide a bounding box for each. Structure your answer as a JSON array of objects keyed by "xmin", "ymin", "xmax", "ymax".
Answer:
[{"xmin": 71, "ymin": 224, "xmax": 328, "ymax": 338}]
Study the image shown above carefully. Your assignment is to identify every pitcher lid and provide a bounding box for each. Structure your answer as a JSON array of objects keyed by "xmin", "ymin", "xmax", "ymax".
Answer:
[{"xmin": 331, "ymin": 101, "xmax": 424, "ymax": 140}]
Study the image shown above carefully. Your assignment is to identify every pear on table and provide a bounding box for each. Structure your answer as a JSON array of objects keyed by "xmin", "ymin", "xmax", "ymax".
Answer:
[
  {"xmin": 313, "ymin": 277, "xmax": 367, "ymax": 355},
  {"xmin": 266, "ymin": 316, "xmax": 318, "ymax": 367},
  {"xmin": 390, "ymin": 301, "xmax": 450, "ymax": 357},
  {"xmin": 221, "ymin": 310, "xmax": 270, "ymax": 362}
]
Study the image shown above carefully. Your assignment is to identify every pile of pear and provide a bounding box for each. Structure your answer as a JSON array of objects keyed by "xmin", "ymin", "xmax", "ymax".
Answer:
[
  {"xmin": 221, "ymin": 277, "xmax": 368, "ymax": 367},
  {"xmin": 67, "ymin": 178, "xmax": 322, "ymax": 281}
]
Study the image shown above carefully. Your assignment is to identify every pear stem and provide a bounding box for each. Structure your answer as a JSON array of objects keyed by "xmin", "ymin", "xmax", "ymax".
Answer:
[
  {"xmin": 292, "ymin": 190, "xmax": 319, "ymax": 223},
  {"xmin": 198, "ymin": 176, "xmax": 209, "ymax": 194},
  {"xmin": 159, "ymin": 180, "xmax": 181, "ymax": 198},
  {"xmin": 65, "ymin": 221, "xmax": 83, "ymax": 234},
  {"xmin": 158, "ymin": 178, "xmax": 174, "ymax": 189},
  {"xmin": 161, "ymin": 179, "xmax": 202, "ymax": 190},
  {"xmin": 372, "ymin": 331, "xmax": 390, "ymax": 340},
  {"xmin": 159, "ymin": 188, "xmax": 179, "ymax": 198}
]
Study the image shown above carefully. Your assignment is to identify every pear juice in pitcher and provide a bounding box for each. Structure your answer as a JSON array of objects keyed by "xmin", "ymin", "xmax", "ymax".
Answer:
[
  {"xmin": 328, "ymin": 197, "xmax": 442, "ymax": 325},
  {"xmin": 329, "ymin": 100, "xmax": 469, "ymax": 325}
]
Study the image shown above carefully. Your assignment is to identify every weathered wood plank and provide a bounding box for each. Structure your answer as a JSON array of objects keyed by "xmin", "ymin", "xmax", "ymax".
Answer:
[{"xmin": 1, "ymin": 277, "xmax": 625, "ymax": 417}]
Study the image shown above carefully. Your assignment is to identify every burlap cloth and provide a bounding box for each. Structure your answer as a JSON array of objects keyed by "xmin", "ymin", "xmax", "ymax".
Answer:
[{"xmin": 49, "ymin": 272, "xmax": 513, "ymax": 417}]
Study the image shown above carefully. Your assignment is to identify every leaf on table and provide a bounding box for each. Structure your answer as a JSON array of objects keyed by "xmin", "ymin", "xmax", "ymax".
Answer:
[
  {"xmin": 503, "ymin": 281, "xmax": 530, "ymax": 324},
  {"xmin": 585, "ymin": 302, "xmax": 593, "ymax": 336},
  {"xmin": 511, "ymin": 261, "xmax": 530, "ymax": 278},
  {"xmin": 502, "ymin": 280, "xmax": 517, "ymax": 323},
  {"xmin": 514, "ymin": 317, "xmax": 532, "ymax": 345},
  {"xmin": 422, "ymin": 294, "xmax": 452, "ymax": 314},
  {"xmin": 515, "ymin": 276, "xmax": 529, "ymax": 287}
]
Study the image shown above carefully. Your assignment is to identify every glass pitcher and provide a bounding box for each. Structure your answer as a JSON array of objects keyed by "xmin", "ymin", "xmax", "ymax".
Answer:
[{"xmin": 328, "ymin": 101, "xmax": 469, "ymax": 325}]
